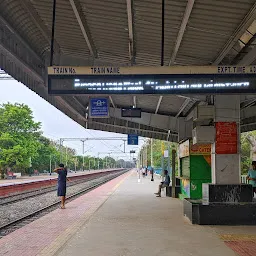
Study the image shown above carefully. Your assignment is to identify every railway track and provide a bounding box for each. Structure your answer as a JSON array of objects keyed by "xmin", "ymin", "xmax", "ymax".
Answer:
[
  {"xmin": 0, "ymin": 169, "xmax": 128, "ymax": 238},
  {"xmin": 0, "ymin": 171, "xmax": 117, "ymax": 206}
]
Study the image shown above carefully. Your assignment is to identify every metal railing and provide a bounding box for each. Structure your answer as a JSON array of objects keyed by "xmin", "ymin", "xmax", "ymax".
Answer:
[
  {"xmin": 153, "ymin": 168, "xmax": 249, "ymax": 184},
  {"xmin": 241, "ymin": 175, "xmax": 248, "ymax": 184}
]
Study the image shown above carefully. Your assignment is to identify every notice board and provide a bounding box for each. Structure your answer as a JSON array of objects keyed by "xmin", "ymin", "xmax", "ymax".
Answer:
[{"xmin": 215, "ymin": 122, "xmax": 237, "ymax": 154}]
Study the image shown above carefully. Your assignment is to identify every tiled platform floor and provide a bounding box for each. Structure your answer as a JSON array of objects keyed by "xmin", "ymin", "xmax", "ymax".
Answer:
[{"xmin": 56, "ymin": 171, "xmax": 253, "ymax": 256}]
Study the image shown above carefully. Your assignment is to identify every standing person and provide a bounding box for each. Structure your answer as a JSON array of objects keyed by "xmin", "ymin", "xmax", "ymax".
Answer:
[
  {"xmin": 154, "ymin": 170, "xmax": 170, "ymax": 197},
  {"xmin": 54, "ymin": 164, "xmax": 70, "ymax": 209},
  {"xmin": 247, "ymin": 161, "xmax": 256, "ymax": 197}
]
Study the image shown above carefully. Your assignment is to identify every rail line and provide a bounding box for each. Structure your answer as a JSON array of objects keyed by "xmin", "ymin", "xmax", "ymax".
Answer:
[
  {"xmin": 0, "ymin": 169, "xmax": 128, "ymax": 238},
  {"xmin": 0, "ymin": 171, "xmax": 117, "ymax": 206}
]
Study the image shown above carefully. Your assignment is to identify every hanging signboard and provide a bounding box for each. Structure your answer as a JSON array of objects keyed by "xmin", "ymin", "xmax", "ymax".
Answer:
[
  {"xmin": 127, "ymin": 134, "xmax": 138, "ymax": 145},
  {"xmin": 161, "ymin": 142, "xmax": 165, "ymax": 156},
  {"xmin": 215, "ymin": 122, "xmax": 237, "ymax": 154},
  {"xmin": 89, "ymin": 98, "xmax": 109, "ymax": 118},
  {"xmin": 121, "ymin": 108, "xmax": 141, "ymax": 118}
]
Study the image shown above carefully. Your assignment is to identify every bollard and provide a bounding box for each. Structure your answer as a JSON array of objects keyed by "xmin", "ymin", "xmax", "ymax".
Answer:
[{"xmin": 171, "ymin": 149, "xmax": 176, "ymax": 198}]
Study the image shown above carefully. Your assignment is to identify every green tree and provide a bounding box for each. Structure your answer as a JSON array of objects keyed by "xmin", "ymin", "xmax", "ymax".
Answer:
[
  {"xmin": 0, "ymin": 103, "xmax": 41, "ymax": 177},
  {"xmin": 139, "ymin": 139, "xmax": 178, "ymax": 172},
  {"xmin": 104, "ymin": 156, "xmax": 116, "ymax": 168},
  {"xmin": 0, "ymin": 102, "xmax": 122, "ymax": 178},
  {"xmin": 32, "ymin": 136, "xmax": 60, "ymax": 172},
  {"xmin": 241, "ymin": 131, "xmax": 256, "ymax": 175},
  {"xmin": 61, "ymin": 146, "xmax": 76, "ymax": 167}
]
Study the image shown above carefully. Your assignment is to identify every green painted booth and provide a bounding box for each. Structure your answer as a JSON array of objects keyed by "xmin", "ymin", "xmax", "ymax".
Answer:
[{"xmin": 178, "ymin": 140, "xmax": 212, "ymax": 200}]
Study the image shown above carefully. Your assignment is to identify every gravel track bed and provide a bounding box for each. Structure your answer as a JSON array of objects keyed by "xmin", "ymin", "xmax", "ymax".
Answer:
[{"xmin": 0, "ymin": 172, "xmax": 122, "ymax": 227}]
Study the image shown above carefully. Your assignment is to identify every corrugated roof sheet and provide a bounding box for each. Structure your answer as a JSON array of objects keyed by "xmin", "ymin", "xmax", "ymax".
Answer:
[
  {"xmin": 2, "ymin": 0, "xmax": 256, "ymax": 137},
  {"xmin": 0, "ymin": 0, "xmax": 49, "ymax": 56},
  {"xmin": 176, "ymin": 0, "xmax": 256, "ymax": 65},
  {"xmin": 2, "ymin": 0, "xmax": 256, "ymax": 65}
]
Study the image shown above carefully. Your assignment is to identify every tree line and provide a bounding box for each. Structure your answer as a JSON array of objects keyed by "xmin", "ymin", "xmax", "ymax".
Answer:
[
  {"xmin": 139, "ymin": 139, "xmax": 178, "ymax": 172},
  {"xmin": 0, "ymin": 103, "xmax": 131, "ymax": 178}
]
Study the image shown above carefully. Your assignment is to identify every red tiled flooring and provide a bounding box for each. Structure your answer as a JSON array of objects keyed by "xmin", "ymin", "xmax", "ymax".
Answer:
[
  {"xmin": 220, "ymin": 234, "xmax": 256, "ymax": 256},
  {"xmin": 0, "ymin": 171, "xmax": 132, "ymax": 256},
  {"xmin": 225, "ymin": 241, "xmax": 256, "ymax": 256}
]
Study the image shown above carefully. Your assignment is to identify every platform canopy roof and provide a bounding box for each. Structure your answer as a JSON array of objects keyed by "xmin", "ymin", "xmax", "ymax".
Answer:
[{"xmin": 1, "ymin": 0, "xmax": 256, "ymax": 141}]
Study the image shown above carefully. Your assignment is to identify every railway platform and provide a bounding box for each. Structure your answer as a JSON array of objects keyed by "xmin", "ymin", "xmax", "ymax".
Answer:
[{"xmin": 0, "ymin": 170, "xmax": 256, "ymax": 256}]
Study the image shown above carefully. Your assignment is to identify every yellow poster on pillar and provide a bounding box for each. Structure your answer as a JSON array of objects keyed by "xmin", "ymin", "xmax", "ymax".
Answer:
[
  {"xmin": 179, "ymin": 140, "xmax": 189, "ymax": 158},
  {"xmin": 161, "ymin": 142, "xmax": 165, "ymax": 156}
]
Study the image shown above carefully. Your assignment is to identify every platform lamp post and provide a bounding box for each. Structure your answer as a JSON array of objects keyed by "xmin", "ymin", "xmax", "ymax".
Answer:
[
  {"xmin": 138, "ymin": 150, "xmax": 142, "ymax": 182},
  {"xmin": 28, "ymin": 157, "xmax": 32, "ymax": 177},
  {"xmin": 171, "ymin": 148, "xmax": 176, "ymax": 198},
  {"xmin": 137, "ymin": 152, "xmax": 140, "ymax": 169},
  {"xmin": 143, "ymin": 146, "xmax": 145, "ymax": 168},
  {"xmin": 145, "ymin": 142, "xmax": 148, "ymax": 169},
  {"xmin": 74, "ymin": 157, "xmax": 77, "ymax": 173},
  {"xmin": 161, "ymin": 141, "xmax": 165, "ymax": 181},
  {"xmin": 107, "ymin": 153, "xmax": 111, "ymax": 169},
  {"xmin": 59, "ymin": 139, "xmax": 63, "ymax": 163},
  {"xmin": 138, "ymin": 152, "xmax": 140, "ymax": 169},
  {"xmin": 0, "ymin": 149, "xmax": 3, "ymax": 179},
  {"xmin": 138, "ymin": 151, "xmax": 141, "ymax": 182},
  {"xmin": 65, "ymin": 146, "xmax": 68, "ymax": 167},
  {"xmin": 49, "ymin": 154, "xmax": 52, "ymax": 176},
  {"xmin": 151, "ymin": 138, "xmax": 154, "ymax": 181},
  {"xmin": 82, "ymin": 140, "xmax": 85, "ymax": 171},
  {"xmin": 141, "ymin": 146, "xmax": 144, "ymax": 168},
  {"xmin": 167, "ymin": 143, "xmax": 170, "ymax": 175},
  {"xmin": 98, "ymin": 153, "xmax": 100, "ymax": 170}
]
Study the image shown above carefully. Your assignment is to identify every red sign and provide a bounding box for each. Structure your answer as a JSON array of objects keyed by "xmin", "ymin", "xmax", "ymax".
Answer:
[{"xmin": 215, "ymin": 122, "xmax": 237, "ymax": 154}]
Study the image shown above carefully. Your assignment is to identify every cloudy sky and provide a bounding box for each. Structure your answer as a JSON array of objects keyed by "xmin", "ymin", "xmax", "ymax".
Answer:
[{"xmin": 0, "ymin": 79, "xmax": 144, "ymax": 160}]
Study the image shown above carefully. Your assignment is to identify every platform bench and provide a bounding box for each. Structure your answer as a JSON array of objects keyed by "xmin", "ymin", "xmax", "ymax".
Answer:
[{"xmin": 166, "ymin": 186, "xmax": 181, "ymax": 198}]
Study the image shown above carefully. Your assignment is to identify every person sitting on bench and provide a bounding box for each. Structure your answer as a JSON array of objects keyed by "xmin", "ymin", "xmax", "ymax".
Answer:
[{"xmin": 154, "ymin": 170, "xmax": 170, "ymax": 197}]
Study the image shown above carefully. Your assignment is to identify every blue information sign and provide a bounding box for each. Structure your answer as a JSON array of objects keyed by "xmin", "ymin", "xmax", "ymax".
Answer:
[
  {"xmin": 128, "ymin": 134, "xmax": 138, "ymax": 145},
  {"xmin": 89, "ymin": 98, "xmax": 109, "ymax": 118}
]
